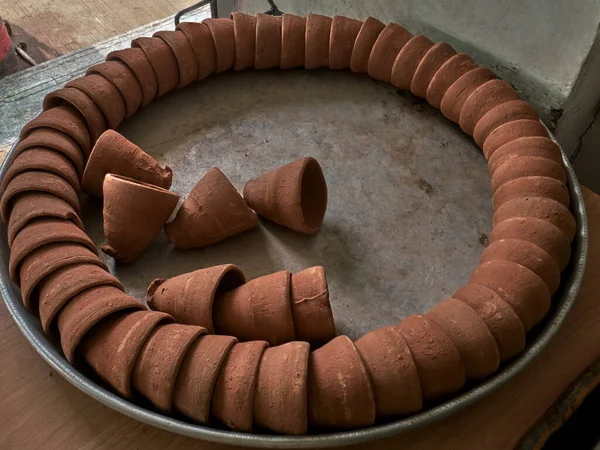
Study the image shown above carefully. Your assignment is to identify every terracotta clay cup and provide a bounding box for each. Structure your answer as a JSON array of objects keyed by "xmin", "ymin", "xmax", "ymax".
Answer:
[
  {"xmin": 214, "ymin": 270, "xmax": 295, "ymax": 345},
  {"xmin": 254, "ymin": 341, "xmax": 311, "ymax": 435},
  {"xmin": 488, "ymin": 136, "xmax": 562, "ymax": 176},
  {"xmin": 176, "ymin": 22, "xmax": 217, "ymax": 80},
  {"xmin": 39, "ymin": 263, "xmax": 123, "ymax": 335},
  {"xmin": 483, "ymin": 119, "xmax": 549, "ymax": 160},
  {"xmin": 410, "ymin": 42, "xmax": 457, "ymax": 99},
  {"xmin": 397, "ymin": 314, "xmax": 466, "ymax": 400},
  {"xmin": 390, "ymin": 35, "xmax": 434, "ymax": 91},
  {"xmin": 280, "ymin": 14, "xmax": 306, "ymax": 69},
  {"xmin": 440, "ymin": 67, "xmax": 496, "ymax": 124},
  {"xmin": 329, "ymin": 16, "xmax": 363, "ymax": 70},
  {"xmin": 255, "ymin": 13, "xmax": 282, "ymax": 70},
  {"xmin": 153, "ymin": 30, "xmax": 199, "ymax": 89},
  {"xmin": 425, "ymin": 53, "xmax": 477, "ymax": 109},
  {"xmin": 203, "ymin": 18, "xmax": 235, "ymax": 73},
  {"xmin": 473, "ymin": 100, "xmax": 539, "ymax": 148},
  {"xmin": 131, "ymin": 37, "xmax": 179, "ymax": 97},
  {"xmin": 243, "ymin": 157, "xmax": 327, "ymax": 235},
  {"xmin": 102, "ymin": 174, "xmax": 180, "ymax": 263},
  {"xmin": 211, "ymin": 340, "xmax": 269, "ymax": 432},
  {"xmin": 349, "ymin": 17, "xmax": 385, "ymax": 73},
  {"xmin": 491, "ymin": 156, "xmax": 566, "ymax": 193},
  {"xmin": 493, "ymin": 176, "xmax": 570, "ymax": 210},
  {"xmin": 173, "ymin": 334, "xmax": 237, "ymax": 424},
  {"xmin": 81, "ymin": 309, "xmax": 173, "ymax": 398},
  {"xmin": 307, "ymin": 335, "xmax": 376, "ymax": 430},
  {"xmin": 146, "ymin": 264, "xmax": 246, "ymax": 333},
  {"xmin": 7, "ymin": 193, "xmax": 83, "ymax": 247},
  {"xmin": 355, "ymin": 326, "xmax": 422, "ymax": 417},
  {"xmin": 9, "ymin": 218, "xmax": 97, "ymax": 284},
  {"xmin": 165, "ymin": 167, "xmax": 258, "ymax": 250},
  {"xmin": 57, "ymin": 285, "xmax": 144, "ymax": 363},
  {"xmin": 231, "ymin": 12, "xmax": 257, "ymax": 71},
  {"xmin": 132, "ymin": 323, "xmax": 206, "ymax": 412},
  {"xmin": 305, "ymin": 14, "xmax": 333, "ymax": 69},
  {"xmin": 367, "ymin": 23, "xmax": 412, "ymax": 83},
  {"xmin": 82, "ymin": 130, "xmax": 173, "ymax": 197},
  {"xmin": 106, "ymin": 47, "xmax": 158, "ymax": 107},
  {"xmin": 290, "ymin": 266, "xmax": 336, "ymax": 345},
  {"xmin": 19, "ymin": 242, "xmax": 106, "ymax": 313}
]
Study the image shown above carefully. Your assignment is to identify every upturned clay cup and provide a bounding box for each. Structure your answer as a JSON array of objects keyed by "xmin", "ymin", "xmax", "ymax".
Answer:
[{"xmin": 131, "ymin": 37, "xmax": 179, "ymax": 97}]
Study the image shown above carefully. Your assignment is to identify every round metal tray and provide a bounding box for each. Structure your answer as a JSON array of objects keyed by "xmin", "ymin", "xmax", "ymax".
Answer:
[{"xmin": 0, "ymin": 69, "xmax": 588, "ymax": 448}]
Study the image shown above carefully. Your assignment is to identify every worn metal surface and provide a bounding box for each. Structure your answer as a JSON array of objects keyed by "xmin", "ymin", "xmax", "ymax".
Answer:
[{"xmin": 0, "ymin": 56, "xmax": 588, "ymax": 449}]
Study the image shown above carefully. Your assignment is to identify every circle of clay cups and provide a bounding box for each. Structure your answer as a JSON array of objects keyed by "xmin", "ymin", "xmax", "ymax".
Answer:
[
  {"xmin": 243, "ymin": 157, "xmax": 327, "ymax": 234},
  {"xmin": 102, "ymin": 174, "xmax": 180, "ymax": 263}
]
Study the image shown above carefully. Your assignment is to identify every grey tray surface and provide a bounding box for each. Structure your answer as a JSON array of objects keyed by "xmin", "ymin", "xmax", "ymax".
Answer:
[{"xmin": 0, "ymin": 69, "xmax": 588, "ymax": 448}]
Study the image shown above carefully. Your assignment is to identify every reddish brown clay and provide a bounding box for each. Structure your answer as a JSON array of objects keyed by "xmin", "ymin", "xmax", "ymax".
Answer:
[
  {"xmin": 106, "ymin": 47, "xmax": 158, "ymax": 107},
  {"xmin": 473, "ymin": 100, "xmax": 539, "ymax": 148},
  {"xmin": 132, "ymin": 323, "xmax": 206, "ymax": 412},
  {"xmin": 20, "ymin": 106, "xmax": 91, "ymax": 156},
  {"xmin": 459, "ymin": 79, "xmax": 520, "ymax": 135},
  {"xmin": 490, "ymin": 217, "xmax": 572, "ymax": 271},
  {"xmin": 254, "ymin": 341, "xmax": 310, "ymax": 435},
  {"xmin": 488, "ymin": 136, "xmax": 562, "ymax": 176},
  {"xmin": 203, "ymin": 18, "xmax": 235, "ymax": 73},
  {"xmin": 481, "ymin": 238, "xmax": 561, "ymax": 294},
  {"xmin": 355, "ymin": 326, "xmax": 422, "ymax": 417},
  {"xmin": 367, "ymin": 23, "xmax": 412, "ymax": 82},
  {"xmin": 86, "ymin": 60, "xmax": 144, "ymax": 117},
  {"xmin": 427, "ymin": 298, "xmax": 500, "ymax": 380},
  {"xmin": 493, "ymin": 196, "xmax": 575, "ymax": 242},
  {"xmin": 307, "ymin": 335, "xmax": 376, "ymax": 429},
  {"xmin": 232, "ymin": 12, "xmax": 257, "ymax": 71},
  {"xmin": 493, "ymin": 176, "xmax": 570, "ymax": 210},
  {"xmin": 349, "ymin": 17, "xmax": 385, "ymax": 73},
  {"xmin": 153, "ymin": 30, "xmax": 198, "ymax": 89},
  {"xmin": 305, "ymin": 14, "xmax": 333, "ymax": 69},
  {"xmin": 165, "ymin": 167, "xmax": 258, "ymax": 249},
  {"xmin": 280, "ymin": 14, "xmax": 306, "ymax": 69},
  {"xmin": 491, "ymin": 156, "xmax": 566, "ymax": 193},
  {"xmin": 173, "ymin": 334, "xmax": 237, "ymax": 424},
  {"xmin": 243, "ymin": 157, "xmax": 327, "ymax": 234},
  {"xmin": 397, "ymin": 314, "xmax": 465, "ymax": 400},
  {"xmin": 102, "ymin": 174, "xmax": 180, "ymax": 263},
  {"xmin": 81, "ymin": 129, "xmax": 173, "ymax": 197},
  {"xmin": 453, "ymin": 283, "xmax": 526, "ymax": 362},
  {"xmin": 211, "ymin": 340, "xmax": 268, "ymax": 432},
  {"xmin": 440, "ymin": 67, "xmax": 496, "ymax": 124},
  {"xmin": 255, "ymin": 13, "xmax": 282, "ymax": 69},
  {"xmin": 176, "ymin": 22, "xmax": 217, "ymax": 80},
  {"xmin": 57, "ymin": 285, "xmax": 144, "ymax": 362},
  {"xmin": 483, "ymin": 119, "xmax": 549, "ymax": 160},
  {"xmin": 425, "ymin": 53, "xmax": 478, "ymax": 108},
  {"xmin": 390, "ymin": 35, "xmax": 434, "ymax": 90},
  {"xmin": 469, "ymin": 259, "xmax": 552, "ymax": 332},
  {"xmin": 290, "ymin": 266, "xmax": 336, "ymax": 344},
  {"xmin": 214, "ymin": 271, "xmax": 295, "ymax": 345},
  {"xmin": 131, "ymin": 37, "xmax": 179, "ymax": 96},
  {"xmin": 329, "ymin": 16, "xmax": 363, "ymax": 70},
  {"xmin": 81, "ymin": 310, "xmax": 173, "ymax": 398},
  {"xmin": 43, "ymin": 87, "xmax": 107, "ymax": 142},
  {"xmin": 146, "ymin": 264, "xmax": 246, "ymax": 333},
  {"xmin": 13, "ymin": 128, "xmax": 85, "ymax": 176},
  {"xmin": 411, "ymin": 42, "xmax": 457, "ymax": 98},
  {"xmin": 39, "ymin": 263, "xmax": 123, "ymax": 334},
  {"xmin": 66, "ymin": 74, "xmax": 127, "ymax": 130}
]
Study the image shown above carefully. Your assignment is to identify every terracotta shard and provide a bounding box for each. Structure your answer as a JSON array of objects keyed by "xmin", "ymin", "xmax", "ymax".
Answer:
[
  {"xmin": 165, "ymin": 167, "xmax": 258, "ymax": 249},
  {"xmin": 255, "ymin": 13, "xmax": 282, "ymax": 69},
  {"xmin": 355, "ymin": 326, "xmax": 422, "ymax": 417},
  {"xmin": 483, "ymin": 119, "xmax": 549, "ymax": 160},
  {"xmin": 305, "ymin": 14, "xmax": 333, "ymax": 69},
  {"xmin": 232, "ymin": 12, "xmax": 257, "ymax": 71},
  {"xmin": 81, "ymin": 130, "xmax": 173, "ymax": 197},
  {"xmin": 81, "ymin": 310, "xmax": 173, "ymax": 398},
  {"xmin": 57, "ymin": 285, "xmax": 144, "ymax": 363},
  {"xmin": 153, "ymin": 30, "xmax": 198, "ymax": 89},
  {"xmin": 350, "ymin": 17, "xmax": 385, "ymax": 73},
  {"xmin": 243, "ymin": 157, "xmax": 327, "ymax": 234},
  {"xmin": 254, "ymin": 341, "xmax": 310, "ymax": 435},
  {"xmin": 106, "ymin": 47, "xmax": 158, "ymax": 107},
  {"xmin": 176, "ymin": 22, "xmax": 217, "ymax": 80},
  {"xmin": 102, "ymin": 174, "xmax": 180, "ymax": 263},
  {"xmin": 470, "ymin": 259, "xmax": 552, "ymax": 332},
  {"xmin": 493, "ymin": 176, "xmax": 569, "ymax": 210},
  {"xmin": 488, "ymin": 136, "xmax": 562, "ymax": 176},
  {"xmin": 307, "ymin": 335, "xmax": 376, "ymax": 429},
  {"xmin": 146, "ymin": 264, "xmax": 246, "ymax": 333},
  {"xmin": 491, "ymin": 156, "xmax": 566, "ymax": 193},
  {"xmin": 440, "ymin": 67, "xmax": 496, "ymax": 124},
  {"xmin": 329, "ymin": 16, "xmax": 363, "ymax": 70},
  {"xmin": 131, "ymin": 37, "xmax": 179, "ymax": 97},
  {"xmin": 280, "ymin": 14, "xmax": 306, "ymax": 69},
  {"xmin": 367, "ymin": 23, "xmax": 412, "ymax": 82},
  {"xmin": 474, "ymin": 100, "xmax": 539, "ymax": 148},
  {"xmin": 211, "ymin": 340, "xmax": 269, "ymax": 432},
  {"xmin": 132, "ymin": 323, "xmax": 206, "ymax": 412},
  {"xmin": 290, "ymin": 266, "xmax": 336, "ymax": 344},
  {"xmin": 39, "ymin": 263, "xmax": 123, "ymax": 334},
  {"xmin": 214, "ymin": 271, "xmax": 295, "ymax": 345},
  {"xmin": 411, "ymin": 42, "xmax": 456, "ymax": 98},
  {"xmin": 425, "ymin": 53, "xmax": 478, "ymax": 108},
  {"xmin": 203, "ymin": 18, "xmax": 235, "ymax": 73},
  {"xmin": 454, "ymin": 283, "xmax": 526, "ymax": 362},
  {"xmin": 86, "ymin": 60, "xmax": 144, "ymax": 117},
  {"xmin": 390, "ymin": 35, "xmax": 434, "ymax": 90},
  {"xmin": 173, "ymin": 334, "xmax": 237, "ymax": 424}
]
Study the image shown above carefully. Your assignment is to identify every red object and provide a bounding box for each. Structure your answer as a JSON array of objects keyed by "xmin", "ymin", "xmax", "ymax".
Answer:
[{"xmin": 0, "ymin": 22, "xmax": 11, "ymax": 61}]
